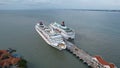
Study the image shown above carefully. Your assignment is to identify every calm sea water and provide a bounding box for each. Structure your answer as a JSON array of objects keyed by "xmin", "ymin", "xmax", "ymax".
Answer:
[{"xmin": 0, "ymin": 10, "xmax": 120, "ymax": 68}]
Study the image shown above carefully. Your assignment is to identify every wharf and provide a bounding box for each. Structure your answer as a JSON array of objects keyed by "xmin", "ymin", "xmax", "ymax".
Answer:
[{"xmin": 65, "ymin": 40, "xmax": 117, "ymax": 68}]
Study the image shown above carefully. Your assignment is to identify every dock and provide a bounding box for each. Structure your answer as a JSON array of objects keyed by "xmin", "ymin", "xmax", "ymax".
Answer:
[{"xmin": 65, "ymin": 40, "xmax": 117, "ymax": 68}]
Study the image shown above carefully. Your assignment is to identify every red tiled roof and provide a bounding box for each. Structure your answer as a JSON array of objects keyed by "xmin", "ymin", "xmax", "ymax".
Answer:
[{"xmin": 94, "ymin": 56, "xmax": 115, "ymax": 68}]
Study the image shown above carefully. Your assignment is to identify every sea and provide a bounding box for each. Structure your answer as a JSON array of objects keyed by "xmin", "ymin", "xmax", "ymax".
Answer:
[{"xmin": 0, "ymin": 9, "xmax": 120, "ymax": 68}]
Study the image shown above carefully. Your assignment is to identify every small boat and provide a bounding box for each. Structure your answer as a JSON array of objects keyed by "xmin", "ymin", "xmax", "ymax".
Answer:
[
  {"xmin": 50, "ymin": 21, "xmax": 75, "ymax": 40},
  {"xmin": 35, "ymin": 22, "xmax": 66, "ymax": 50}
]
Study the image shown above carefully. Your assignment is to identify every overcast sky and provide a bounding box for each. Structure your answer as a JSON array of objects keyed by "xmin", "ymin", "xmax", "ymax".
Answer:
[{"xmin": 0, "ymin": 0, "xmax": 120, "ymax": 10}]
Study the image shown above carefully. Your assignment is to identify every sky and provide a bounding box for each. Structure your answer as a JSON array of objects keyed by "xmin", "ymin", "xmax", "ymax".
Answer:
[{"xmin": 0, "ymin": 0, "xmax": 120, "ymax": 10}]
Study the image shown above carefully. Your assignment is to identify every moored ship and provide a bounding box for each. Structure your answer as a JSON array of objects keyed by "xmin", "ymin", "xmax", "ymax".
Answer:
[
  {"xmin": 50, "ymin": 21, "xmax": 75, "ymax": 40},
  {"xmin": 35, "ymin": 22, "xmax": 66, "ymax": 50}
]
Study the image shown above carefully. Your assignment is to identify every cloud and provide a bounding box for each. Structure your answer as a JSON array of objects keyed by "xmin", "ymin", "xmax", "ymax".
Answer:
[
  {"xmin": 0, "ymin": 0, "xmax": 19, "ymax": 4},
  {"xmin": 0, "ymin": 0, "xmax": 58, "ymax": 9},
  {"xmin": 0, "ymin": 0, "xmax": 51, "ymax": 5},
  {"xmin": 0, "ymin": 2, "xmax": 6, "ymax": 5},
  {"xmin": 57, "ymin": 0, "xmax": 120, "ymax": 9},
  {"xmin": 0, "ymin": 0, "xmax": 120, "ymax": 9}
]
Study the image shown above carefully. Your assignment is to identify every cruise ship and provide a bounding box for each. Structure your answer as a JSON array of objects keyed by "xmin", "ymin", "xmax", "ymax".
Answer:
[
  {"xmin": 35, "ymin": 22, "xmax": 66, "ymax": 50},
  {"xmin": 50, "ymin": 21, "xmax": 75, "ymax": 40}
]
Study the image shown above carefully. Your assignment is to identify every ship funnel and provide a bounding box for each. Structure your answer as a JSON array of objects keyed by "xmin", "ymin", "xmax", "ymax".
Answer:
[
  {"xmin": 61, "ymin": 21, "xmax": 65, "ymax": 26},
  {"xmin": 39, "ymin": 21, "xmax": 43, "ymax": 25}
]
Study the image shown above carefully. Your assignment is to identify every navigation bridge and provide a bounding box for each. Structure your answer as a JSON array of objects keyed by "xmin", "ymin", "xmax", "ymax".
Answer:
[{"xmin": 65, "ymin": 40, "xmax": 117, "ymax": 68}]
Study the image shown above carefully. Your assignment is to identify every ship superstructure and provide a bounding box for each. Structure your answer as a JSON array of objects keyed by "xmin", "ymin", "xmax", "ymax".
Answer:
[
  {"xmin": 35, "ymin": 22, "xmax": 66, "ymax": 50},
  {"xmin": 50, "ymin": 21, "xmax": 75, "ymax": 40}
]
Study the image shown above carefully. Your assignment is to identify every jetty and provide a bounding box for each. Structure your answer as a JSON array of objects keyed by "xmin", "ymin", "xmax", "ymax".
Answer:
[{"xmin": 65, "ymin": 40, "xmax": 117, "ymax": 68}]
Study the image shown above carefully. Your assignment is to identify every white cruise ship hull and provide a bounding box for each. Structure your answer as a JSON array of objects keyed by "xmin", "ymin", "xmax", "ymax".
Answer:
[{"xmin": 35, "ymin": 24, "xmax": 66, "ymax": 50}]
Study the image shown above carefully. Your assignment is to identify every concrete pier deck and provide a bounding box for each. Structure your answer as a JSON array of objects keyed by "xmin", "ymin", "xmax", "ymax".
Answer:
[{"xmin": 65, "ymin": 40, "xmax": 117, "ymax": 68}]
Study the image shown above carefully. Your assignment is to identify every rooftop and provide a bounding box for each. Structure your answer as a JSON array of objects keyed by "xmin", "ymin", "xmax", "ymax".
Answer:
[{"xmin": 94, "ymin": 56, "xmax": 115, "ymax": 68}]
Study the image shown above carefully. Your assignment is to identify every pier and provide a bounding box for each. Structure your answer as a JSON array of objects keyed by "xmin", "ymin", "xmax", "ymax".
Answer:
[{"xmin": 65, "ymin": 40, "xmax": 117, "ymax": 68}]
